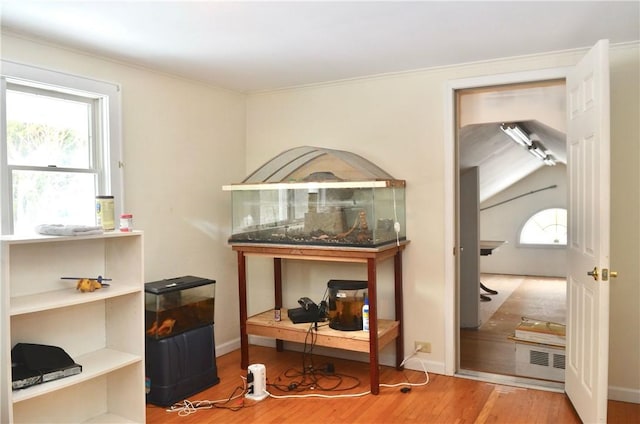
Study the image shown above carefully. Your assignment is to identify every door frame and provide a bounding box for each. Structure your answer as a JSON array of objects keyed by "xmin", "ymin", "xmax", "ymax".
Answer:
[{"xmin": 443, "ymin": 67, "xmax": 572, "ymax": 376}]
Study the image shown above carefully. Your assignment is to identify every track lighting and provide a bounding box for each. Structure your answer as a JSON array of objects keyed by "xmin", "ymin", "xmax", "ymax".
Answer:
[
  {"xmin": 500, "ymin": 122, "xmax": 530, "ymax": 147},
  {"xmin": 500, "ymin": 123, "xmax": 556, "ymax": 166}
]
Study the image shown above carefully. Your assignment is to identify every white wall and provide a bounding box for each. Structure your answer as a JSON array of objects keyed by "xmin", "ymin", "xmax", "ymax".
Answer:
[
  {"xmin": 0, "ymin": 33, "xmax": 247, "ymax": 350},
  {"xmin": 480, "ymin": 164, "xmax": 567, "ymax": 277},
  {"xmin": 608, "ymin": 43, "xmax": 640, "ymax": 397},
  {"xmin": 245, "ymin": 43, "xmax": 640, "ymax": 398}
]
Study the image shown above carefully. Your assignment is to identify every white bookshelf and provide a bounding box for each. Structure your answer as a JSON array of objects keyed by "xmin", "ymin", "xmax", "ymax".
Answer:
[{"xmin": 1, "ymin": 232, "xmax": 145, "ymax": 423}]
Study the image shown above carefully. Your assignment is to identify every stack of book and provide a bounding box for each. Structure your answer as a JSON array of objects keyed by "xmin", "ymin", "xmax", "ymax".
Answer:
[{"xmin": 513, "ymin": 317, "xmax": 566, "ymax": 347}]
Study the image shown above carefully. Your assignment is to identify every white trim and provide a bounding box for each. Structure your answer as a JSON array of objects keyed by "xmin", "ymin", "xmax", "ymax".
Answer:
[
  {"xmin": 214, "ymin": 338, "xmax": 242, "ymax": 357},
  {"xmin": 456, "ymin": 369, "xmax": 565, "ymax": 393},
  {"xmin": 608, "ymin": 385, "xmax": 640, "ymax": 404},
  {"xmin": 223, "ymin": 180, "xmax": 397, "ymax": 191},
  {"xmin": 443, "ymin": 67, "xmax": 571, "ymax": 377},
  {"xmin": 0, "ymin": 77, "xmax": 8, "ymax": 235},
  {"xmin": 1, "ymin": 60, "xmax": 119, "ymax": 96}
]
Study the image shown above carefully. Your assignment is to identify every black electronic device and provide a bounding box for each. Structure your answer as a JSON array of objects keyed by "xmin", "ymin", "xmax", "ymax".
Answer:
[
  {"xmin": 288, "ymin": 299, "xmax": 327, "ymax": 324},
  {"xmin": 11, "ymin": 343, "xmax": 82, "ymax": 390},
  {"xmin": 298, "ymin": 297, "xmax": 317, "ymax": 311}
]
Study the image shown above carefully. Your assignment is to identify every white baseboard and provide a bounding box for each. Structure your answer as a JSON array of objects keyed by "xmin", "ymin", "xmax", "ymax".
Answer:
[
  {"xmin": 403, "ymin": 354, "xmax": 447, "ymax": 375},
  {"xmin": 609, "ymin": 385, "xmax": 640, "ymax": 404},
  {"xmin": 215, "ymin": 337, "xmax": 241, "ymax": 357}
]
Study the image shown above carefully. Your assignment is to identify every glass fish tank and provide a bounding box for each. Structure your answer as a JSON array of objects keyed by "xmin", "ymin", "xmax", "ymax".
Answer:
[
  {"xmin": 223, "ymin": 146, "xmax": 406, "ymax": 248},
  {"xmin": 327, "ymin": 280, "xmax": 368, "ymax": 331},
  {"xmin": 145, "ymin": 276, "xmax": 215, "ymax": 340}
]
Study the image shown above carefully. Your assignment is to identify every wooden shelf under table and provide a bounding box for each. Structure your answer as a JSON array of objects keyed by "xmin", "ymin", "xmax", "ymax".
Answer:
[{"xmin": 247, "ymin": 309, "xmax": 399, "ymax": 352}]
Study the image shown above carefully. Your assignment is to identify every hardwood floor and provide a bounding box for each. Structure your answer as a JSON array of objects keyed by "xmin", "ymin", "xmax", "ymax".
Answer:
[
  {"xmin": 145, "ymin": 345, "xmax": 639, "ymax": 423},
  {"xmin": 460, "ymin": 274, "xmax": 566, "ymax": 377}
]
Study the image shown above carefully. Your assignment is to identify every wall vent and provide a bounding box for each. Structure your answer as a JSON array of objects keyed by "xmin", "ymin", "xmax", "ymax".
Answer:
[
  {"xmin": 553, "ymin": 353, "xmax": 566, "ymax": 370},
  {"xmin": 530, "ymin": 350, "xmax": 550, "ymax": 367},
  {"xmin": 516, "ymin": 342, "xmax": 565, "ymax": 382}
]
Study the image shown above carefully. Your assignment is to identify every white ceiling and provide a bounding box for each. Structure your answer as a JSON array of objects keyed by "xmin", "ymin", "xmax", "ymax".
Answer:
[
  {"xmin": 1, "ymin": 1, "xmax": 639, "ymax": 93},
  {"xmin": 1, "ymin": 1, "xmax": 638, "ymax": 202}
]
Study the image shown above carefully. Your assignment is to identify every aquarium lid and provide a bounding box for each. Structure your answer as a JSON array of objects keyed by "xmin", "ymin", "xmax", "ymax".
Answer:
[
  {"xmin": 223, "ymin": 146, "xmax": 405, "ymax": 189},
  {"xmin": 145, "ymin": 275, "xmax": 215, "ymax": 294},
  {"xmin": 327, "ymin": 279, "xmax": 368, "ymax": 290},
  {"xmin": 222, "ymin": 179, "xmax": 404, "ymax": 191}
]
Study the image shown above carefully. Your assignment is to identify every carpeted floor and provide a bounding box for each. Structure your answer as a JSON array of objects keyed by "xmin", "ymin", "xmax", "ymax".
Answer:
[{"xmin": 461, "ymin": 274, "xmax": 566, "ymax": 377}]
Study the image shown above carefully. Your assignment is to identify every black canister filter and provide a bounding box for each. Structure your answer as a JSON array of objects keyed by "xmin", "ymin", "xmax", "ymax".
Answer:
[{"xmin": 327, "ymin": 280, "xmax": 368, "ymax": 331}]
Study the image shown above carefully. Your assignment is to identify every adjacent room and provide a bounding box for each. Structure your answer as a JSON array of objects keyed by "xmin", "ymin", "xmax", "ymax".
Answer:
[
  {"xmin": 1, "ymin": 2, "xmax": 638, "ymax": 423},
  {"xmin": 457, "ymin": 81, "xmax": 569, "ymax": 384}
]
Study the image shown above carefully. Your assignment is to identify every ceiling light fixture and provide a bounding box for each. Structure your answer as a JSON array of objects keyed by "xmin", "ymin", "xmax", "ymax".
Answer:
[
  {"xmin": 500, "ymin": 123, "xmax": 556, "ymax": 166},
  {"xmin": 500, "ymin": 122, "xmax": 530, "ymax": 147}
]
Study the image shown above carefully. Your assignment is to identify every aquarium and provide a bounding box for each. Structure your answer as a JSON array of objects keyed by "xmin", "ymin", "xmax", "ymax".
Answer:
[
  {"xmin": 327, "ymin": 280, "xmax": 368, "ymax": 331},
  {"xmin": 145, "ymin": 276, "xmax": 215, "ymax": 340},
  {"xmin": 223, "ymin": 146, "xmax": 406, "ymax": 248}
]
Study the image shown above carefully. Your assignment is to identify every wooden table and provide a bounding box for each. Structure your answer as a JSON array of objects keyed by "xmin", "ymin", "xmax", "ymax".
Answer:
[{"xmin": 232, "ymin": 241, "xmax": 409, "ymax": 394}]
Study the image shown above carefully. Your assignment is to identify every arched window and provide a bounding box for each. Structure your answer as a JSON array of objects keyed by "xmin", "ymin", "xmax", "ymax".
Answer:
[{"xmin": 519, "ymin": 208, "xmax": 567, "ymax": 246}]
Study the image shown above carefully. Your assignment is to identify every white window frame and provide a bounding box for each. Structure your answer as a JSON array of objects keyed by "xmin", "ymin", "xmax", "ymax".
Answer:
[
  {"xmin": 518, "ymin": 206, "xmax": 568, "ymax": 248},
  {"xmin": 1, "ymin": 60, "xmax": 123, "ymax": 235}
]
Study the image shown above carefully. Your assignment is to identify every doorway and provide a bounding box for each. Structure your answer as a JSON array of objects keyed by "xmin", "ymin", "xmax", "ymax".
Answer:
[{"xmin": 454, "ymin": 79, "xmax": 568, "ymax": 385}]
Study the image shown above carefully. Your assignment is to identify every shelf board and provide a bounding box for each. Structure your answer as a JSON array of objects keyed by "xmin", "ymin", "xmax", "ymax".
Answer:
[
  {"xmin": 11, "ymin": 348, "xmax": 142, "ymax": 403},
  {"xmin": 0, "ymin": 230, "xmax": 142, "ymax": 245},
  {"xmin": 246, "ymin": 309, "xmax": 399, "ymax": 353},
  {"xmin": 10, "ymin": 285, "xmax": 141, "ymax": 316}
]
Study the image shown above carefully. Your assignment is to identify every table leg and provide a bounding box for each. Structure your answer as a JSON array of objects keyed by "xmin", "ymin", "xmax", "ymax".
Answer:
[
  {"xmin": 238, "ymin": 251, "xmax": 248, "ymax": 369},
  {"xmin": 274, "ymin": 258, "xmax": 284, "ymax": 352},
  {"xmin": 367, "ymin": 257, "xmax": 379, "ymax": 395},
  {"xmin": 480, "ymin": 282, "xmax": 498, "ymax": 295},
  {"xmin": 394, "ymin": 249, "xmax": 404, "ymax": 370}
]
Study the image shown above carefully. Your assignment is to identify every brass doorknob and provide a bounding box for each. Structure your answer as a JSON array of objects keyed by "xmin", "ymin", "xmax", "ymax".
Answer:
[
  {"xmin": 602, "ymin": 269, "xmax": 618, "ymax": 281},
  {"xmin": 587, "ymin": 267, "xmax": 599, "ymax": 281}
]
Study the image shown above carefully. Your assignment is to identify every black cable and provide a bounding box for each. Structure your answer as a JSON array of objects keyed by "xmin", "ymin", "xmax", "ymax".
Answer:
[{"xmin": 266, "ymin": 320, "xmax": 362, "ymax": 394}]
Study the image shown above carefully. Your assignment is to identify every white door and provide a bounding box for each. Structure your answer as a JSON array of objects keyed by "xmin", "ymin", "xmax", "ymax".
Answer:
[{"xmin": 565, "ymin": 39, "xmax": 611, "ymax": 424}]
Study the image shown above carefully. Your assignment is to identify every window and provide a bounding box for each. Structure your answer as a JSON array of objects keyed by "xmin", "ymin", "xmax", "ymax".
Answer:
[
  {"xmin": 519, "ymin": 208, "xmax": 567, "ymax": 246},
  {"xmin": 1, "ymin": 61, "xmax": 122, "ymax": 235}
]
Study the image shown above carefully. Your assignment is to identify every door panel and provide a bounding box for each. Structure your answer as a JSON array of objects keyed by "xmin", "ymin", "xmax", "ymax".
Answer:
[{"xmin": 565, "ymin": 39, "xmax": 610, "ymax": 424}]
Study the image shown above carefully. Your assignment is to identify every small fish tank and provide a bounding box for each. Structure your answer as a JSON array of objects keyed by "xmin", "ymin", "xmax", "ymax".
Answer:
[
  {"xmin": 145, "ymin": 276, "xmax": 215, "ymax": 340},
  {"xmin": 223, "ymin": 146, "xmax": 406, "ymax": 248},
  {"xmin": 327, "ymin": 280, "xmax": 368, "ymax": 331}
]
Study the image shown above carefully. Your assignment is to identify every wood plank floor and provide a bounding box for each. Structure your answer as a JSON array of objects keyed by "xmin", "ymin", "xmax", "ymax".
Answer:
[
  {"xmin": 461, "ymin": 274, "xmax": 566, "ymax": 377},
  {"xmin": 145, "ymin": 345, "xmax": 639, "ymax": 423}
]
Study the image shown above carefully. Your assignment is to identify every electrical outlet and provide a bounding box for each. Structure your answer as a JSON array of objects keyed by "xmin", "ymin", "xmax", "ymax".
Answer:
[{"xmin": 415, "ymin": 341, "xmax": 431, "ymax": 353}]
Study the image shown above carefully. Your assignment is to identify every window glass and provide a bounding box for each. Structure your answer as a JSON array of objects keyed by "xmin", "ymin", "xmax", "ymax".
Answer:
[
  {"xmin": 520, "ymin": 208, "xmax": 567, "ymax": 245},
  {"xmin": 7, "ymin": 88, "xmax": 92, "ymax": 168},
  {"xmin": 11, "ymin": 170, "xmax": 96, "ymax": 234}
]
